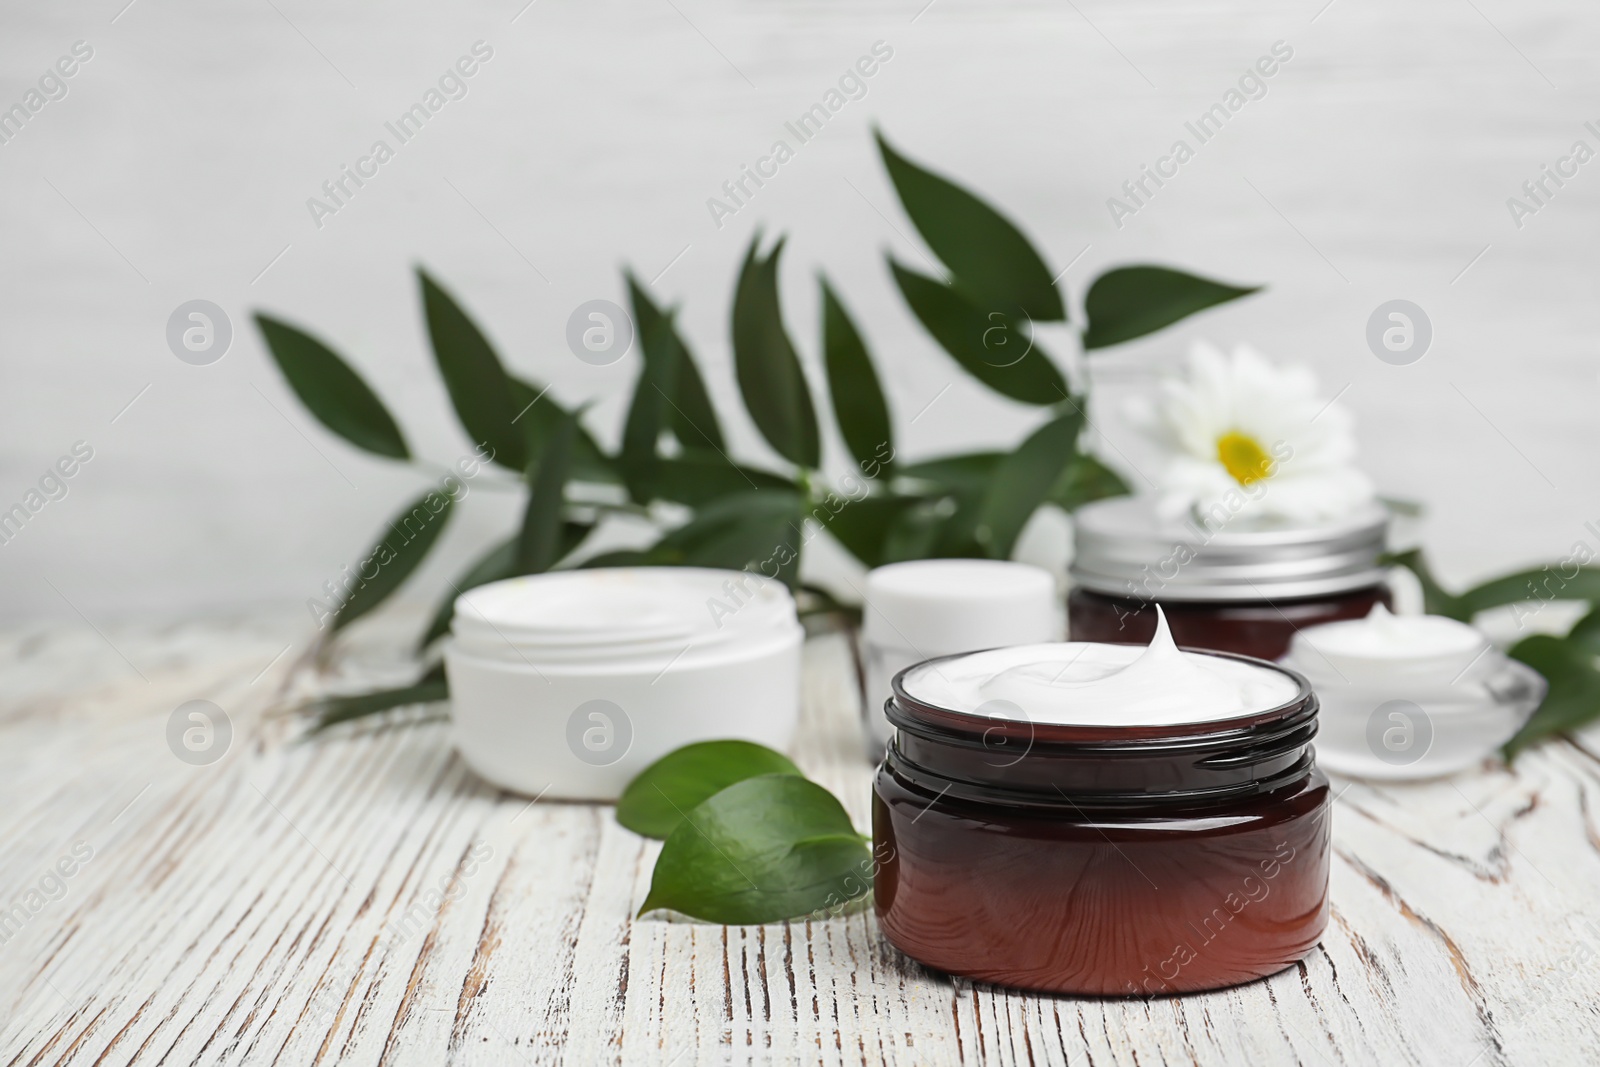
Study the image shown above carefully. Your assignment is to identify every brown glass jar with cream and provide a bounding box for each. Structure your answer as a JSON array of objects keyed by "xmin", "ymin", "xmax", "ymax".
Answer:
[
  {"xmin": 872, "ymin": 612, "xmax": 1329, "ymax": 995},
  {"xmin": 1067, "ymin": 496, "xmax": 1391, "ymax": 660}
]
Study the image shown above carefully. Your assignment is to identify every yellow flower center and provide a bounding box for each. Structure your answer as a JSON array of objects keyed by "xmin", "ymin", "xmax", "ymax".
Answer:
[{"xmin": 1216, "ymin": 431, "xmax": 1274, "ymax": 486}]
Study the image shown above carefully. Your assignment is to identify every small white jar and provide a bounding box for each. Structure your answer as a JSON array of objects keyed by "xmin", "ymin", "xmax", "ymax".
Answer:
[
  {"xmin": 1280, "ymin": 606, "xmax": 1546, "ymax": 780},
  {"xmin": 445, "ymin": 567, "xmax": 802, "ymax": 800},
  {"xmin": 861, "ymin": 559, "xmax": 1061, "ymax": 754}
]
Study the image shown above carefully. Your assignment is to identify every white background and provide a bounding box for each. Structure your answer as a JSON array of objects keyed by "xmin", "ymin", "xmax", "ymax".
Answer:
[{"xmin": 2, "ymin": 0, "xmax": 1597, "ymax": 625}]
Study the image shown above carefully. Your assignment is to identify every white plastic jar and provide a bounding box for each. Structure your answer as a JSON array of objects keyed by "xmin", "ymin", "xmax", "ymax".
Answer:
[
  {"xmin": 445, "ymin": 567, "xmax": 803, "ymax": 800},
  {"xmin": 861, "ymin": 559, "xmax": 1061, "ymax": 755}
]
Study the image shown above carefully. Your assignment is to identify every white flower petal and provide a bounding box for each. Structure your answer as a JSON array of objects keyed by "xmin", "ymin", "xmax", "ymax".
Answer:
[{"xmin": 1130, "ymin": 341, "xmax": 1374, "ymax": 524}]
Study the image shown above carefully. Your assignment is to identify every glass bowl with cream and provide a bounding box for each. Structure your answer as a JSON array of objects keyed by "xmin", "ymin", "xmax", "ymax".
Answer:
[
  {"xmin": 1279, "ymin": 605, "xmax": 1546, "ymax": 780},
  {"xmin": 872, "ymin": 609, "xmax": 1329, "ymax": 996}
]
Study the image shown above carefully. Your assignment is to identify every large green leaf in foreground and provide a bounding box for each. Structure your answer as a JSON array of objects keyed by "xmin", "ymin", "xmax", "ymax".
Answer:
[{"xmin": 639, "ymin": 774, "xmax": 873, "ymax": 924}]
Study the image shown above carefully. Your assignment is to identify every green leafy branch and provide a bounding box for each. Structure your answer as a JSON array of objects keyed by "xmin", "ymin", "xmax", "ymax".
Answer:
[{"xmin": 256, "ymin": 129, "xmax": 1260, "ymax": 729}]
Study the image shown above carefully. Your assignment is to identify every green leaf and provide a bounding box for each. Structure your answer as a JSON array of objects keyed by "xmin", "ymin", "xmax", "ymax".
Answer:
[
  {"xmin": 579, "ymin": 549, "xmax": 656, "ymax": 569},
  {"xmin": 928, "ymin": 491, "xmax": 988, "ymax": 558},
  {"xmin": 976, "ymin": 409, "xmax": 1085, "ymax": 558},
  {"xmin": 557, "ymin": 520, "xmax": 595, "ymax": 559},
  {"xmin": 619, "ymin": 276, "xmax": 789, "ymax": 507},
  {"xmin": 670, "ymin": 350, "xmax": 723, "ymax": 453},
  {"xmin": 1383, "ymin": 550, "xmax": 1469, "ymax": 620},
  {"xmin": 518, "ymin": 408, "xmax": 576, "ymax": 573},
  {"xmin": 1504, "ymin": 635, "xmax": 1600, "ymax": 761},
  {"xmin": 310, "ymin": 665, "xmax": 449, "ymax": 732},
  {"xmin": 624, "ymin": 271, "xmax": 726, "ymax": 460},
  {"xmin": 875, "ymin": 130, "xmax": 1064, "ymax": 322},
  {"xmin": 1049, "ymin": 452, "xmax": 1131, "ymax": 511},
  {"xmin": 419, "ymin": 520, "xmax": 594, "ymax": 651},
  {"xmin": 651, "ymin": 451, "xmax": 797, "ymax": 508},
  {"xmin": 418, "ymin": 536, "xmax": 517, "ymax": 651},
  {"xmin": 880, "ymin": 498, "xmax": 953, "ymax": 563},
  {"xmin": 419, "ymin": 268, "xmax": 526, "ymax": 471},
  {"xmin": 617, "ymin": 741, "xmax": 802, "ymax": 839},
  {"xmin": 571, "ymin": 435, "xmax": 618, "ymax": 485},
  {"xmin": 651, "ymin": 489, "xmax": 804, "ymax": 587},
  {"xmin": 896, "ymin": 451, "xmax": 1004, "ymax": 495},
  {"xmin": 893, "ymin": 449, "xmax": 1078, "ymax": 560},
  {"xmin": 1082, "ymin": 266, "xmax": 1260, "ymax": 350},
  {"xmin": 619, "ymin": 308, "xmax": 677, "ymax": 501},
  {"xmin": 822, "ymin": 494, "xmax": 924, "ymax": 569},
  {"xmin": 889, "ymin": 260, "xmax": 1067, "ymax": 406},
  {"xmin": 1386, "ymin": 550, "xmax": 1600, "ymax": 623},
  {"xmin": 732, "ymin": 236, "xmax": 821, "ymax": 468},
  {"xmin": 508, "ymin": 377, "xmax": 616, "ymax": 485},
  {"xmin": 330, "ymin": 489, "xmax": 455, "ymax": 633},
  {"xmin": 638, "ymin": 774, "xmax": 873, "ymax": 924},
  {"xmin": 1566, "ymin": 607, "xmax": 1600, "ymax": 654},
  {"xmin": 655, "ymin": 487, "xmax": 803, "ymax": 538},
  {"xmin": 254, "ymin": 315, "xmax": 410, "ymax": 460},
  {"xmin": 819, "ymin": 276, "xmax": 893, "ymax": 474},
  {"xmin": 1456, "ymin": 567, "xmax": 1600, "ymax": 619},
  {"xmin": 626, "ymin": 272, "xmax": 725, "ymax": 453}
]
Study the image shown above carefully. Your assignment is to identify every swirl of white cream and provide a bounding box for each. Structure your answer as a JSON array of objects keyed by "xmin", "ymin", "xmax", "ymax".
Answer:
[{"xmin": 904, "ymin": 608, "xmax": 1299, "ymax": 725}]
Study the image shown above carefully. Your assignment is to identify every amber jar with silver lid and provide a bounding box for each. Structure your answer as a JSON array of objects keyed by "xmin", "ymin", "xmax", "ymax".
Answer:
[{"xmin": 1067, "ymin": 497, "xmax": 1391, "ymax": 660}]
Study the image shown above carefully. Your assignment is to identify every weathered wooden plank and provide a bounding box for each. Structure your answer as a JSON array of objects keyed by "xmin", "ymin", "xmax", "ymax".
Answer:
[{"xmin": 2, "ymin": 618, "xmax": 1599, "ymax": 1066}]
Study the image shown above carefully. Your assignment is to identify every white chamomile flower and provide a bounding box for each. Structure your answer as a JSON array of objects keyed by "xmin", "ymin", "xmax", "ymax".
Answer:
[{"xmin": 1125, "ymin": 342, "xmax": 1375, "ymax": 524}]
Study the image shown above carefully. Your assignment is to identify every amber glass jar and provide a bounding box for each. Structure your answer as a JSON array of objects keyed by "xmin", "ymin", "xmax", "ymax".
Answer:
[
  {"xmin": 1068, "ymin": 497, "xmax": 1391, "ymax": 660},
  {"xmin": 873, "ymin": 649, "xmax": 1329, "ymax": 996}
]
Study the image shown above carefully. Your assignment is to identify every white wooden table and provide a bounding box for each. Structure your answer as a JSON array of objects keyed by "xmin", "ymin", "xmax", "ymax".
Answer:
[{"xmin": 3, "ymin": 615, "xmax": 1598, "ymax": 1066}]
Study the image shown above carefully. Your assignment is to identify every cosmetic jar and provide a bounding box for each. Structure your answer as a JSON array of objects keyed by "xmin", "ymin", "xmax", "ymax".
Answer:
[
  {"xmin": 445, "ymin": 567, "xmax": 802, "ymax": 801},
  {"xmin": 1068, "ymin": 496, "xmax": 1391, "ymax": 660},
  {"xmin": 861, "ymin": 560, "xmax": 1060, "ymax": 755},
  {"xmin": 873, "ymin": 643, "xmax": 1329, "ymax": 995},
  {"xmin": 1280, "ymin": 607, "xmax": 1546, "ymax": 780}
]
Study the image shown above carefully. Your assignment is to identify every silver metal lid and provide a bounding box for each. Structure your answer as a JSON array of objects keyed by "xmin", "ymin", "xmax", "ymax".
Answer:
[{"xmin": 1069, "ymin": 496, "xmax": 1389, "ymax": 602}]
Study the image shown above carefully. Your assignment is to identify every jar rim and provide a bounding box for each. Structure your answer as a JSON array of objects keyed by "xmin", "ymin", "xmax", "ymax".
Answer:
[
  {"xmin": 889, "ymin": 645, "xmax": 1315, "ymax": 747},
  {"xmin": 450, "ymin": 566, "xmax": 797, "ymax": 661},
  {"xmin": 884, "ymin": 647, "xmax": 1319, "ymax": 808}
]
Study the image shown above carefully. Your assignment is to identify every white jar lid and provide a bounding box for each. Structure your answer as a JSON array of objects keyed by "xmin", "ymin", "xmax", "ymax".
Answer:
[
  {"xmin": 862, "ymin": 559, "xmax": 1060, "ymax": 655},
  {"xmin": 452, "ymin": 567, "xmax": 798, "ymax": 665}
]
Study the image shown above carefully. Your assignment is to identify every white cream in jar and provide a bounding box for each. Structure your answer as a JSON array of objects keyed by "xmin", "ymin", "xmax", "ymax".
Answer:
[{"xmin": 901, "ymin": 609, "xmax": 1300, "ymax": 726}]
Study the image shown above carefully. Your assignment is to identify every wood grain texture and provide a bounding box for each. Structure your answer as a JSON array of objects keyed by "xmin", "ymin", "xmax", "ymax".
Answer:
[{"xmin": 2, "ymin": 615, "xmax": 1599, "ymax": 1066}]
